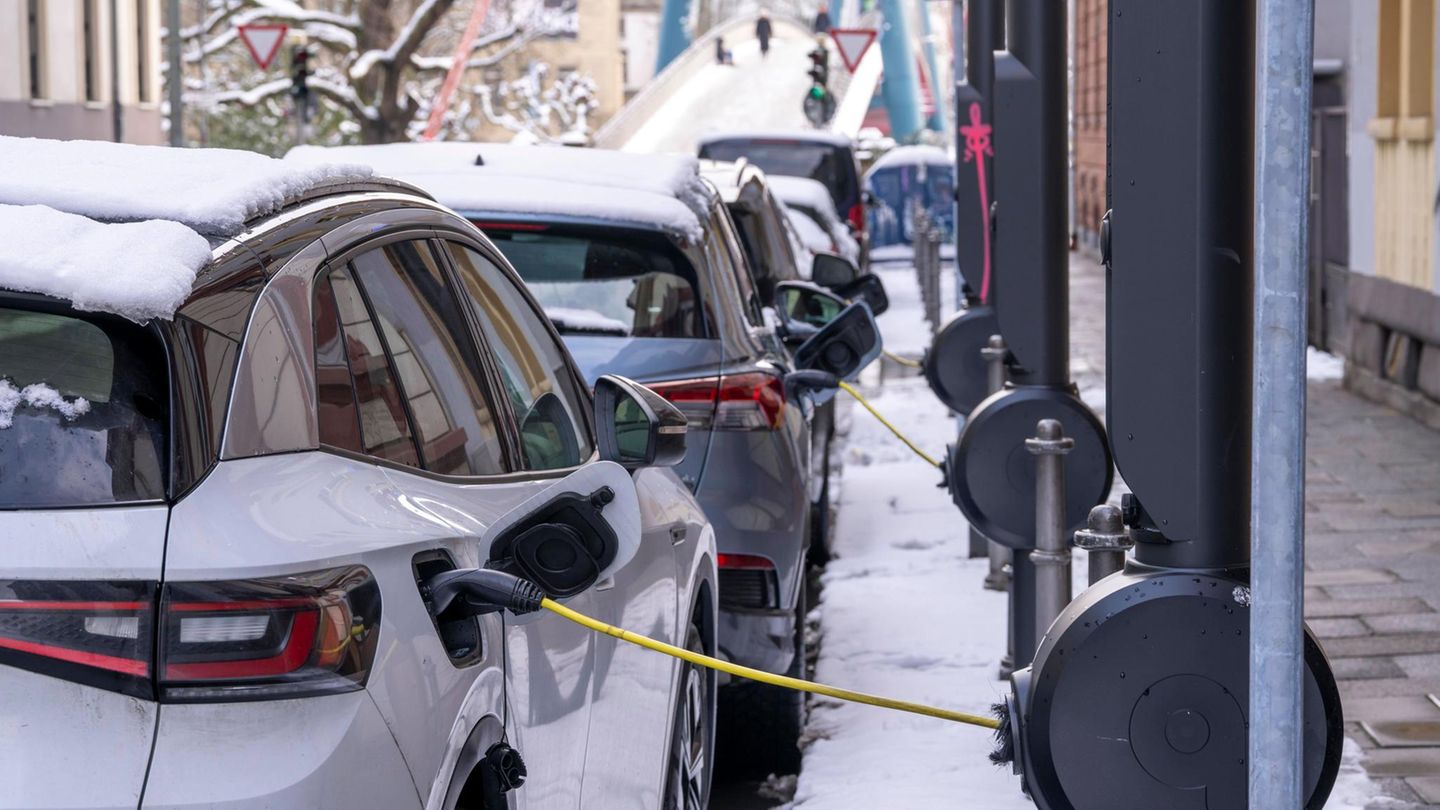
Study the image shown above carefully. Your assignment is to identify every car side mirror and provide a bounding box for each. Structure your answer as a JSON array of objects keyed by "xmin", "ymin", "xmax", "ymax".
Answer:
[
  {"xmin": 835, "ymin": 273, "xmax": 889, "ymax": 316},
  {"xmin": 791, "ymin": 301, "xmax": 883, "ymax": 395},
  {"xmin": 774, "ymin": 281, "xmax": 848, "ymax": 344},
  {"xmin": 594, "ymin": 375, "xmax": 687, "ymax": 470},
  {"xmin": 811, "ymin": 251, "xmax": 860, "ymax": 289}
]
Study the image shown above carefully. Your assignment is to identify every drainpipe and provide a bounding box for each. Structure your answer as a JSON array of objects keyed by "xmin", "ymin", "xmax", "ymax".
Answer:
[
  {"xmin": 110, "ymin": 0, "xmax": 123, "ymax": 142},
  {"xmin": 168, "ymin": 0, "xmax": 182, "ymax": 146}
]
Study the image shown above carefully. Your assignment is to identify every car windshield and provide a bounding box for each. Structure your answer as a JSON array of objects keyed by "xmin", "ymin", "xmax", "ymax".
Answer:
[
  {"xmin": 699, "ymin": 140, "xmax": 857, "ymax": 210},
  {"xmin": 484, "ymin": 227, "xmax": 708, "ymax": 340},
  {"xmin": 0, "ymin": 304, "xmax": 168, "ymax": 508}
]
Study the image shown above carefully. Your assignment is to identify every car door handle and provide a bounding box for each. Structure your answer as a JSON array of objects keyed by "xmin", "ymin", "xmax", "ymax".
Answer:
[{"xmin": 670, "ymin": 525, "xmax": 688, "ymax": 545}]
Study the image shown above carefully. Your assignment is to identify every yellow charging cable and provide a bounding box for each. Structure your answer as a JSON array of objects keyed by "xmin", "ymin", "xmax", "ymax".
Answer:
[
  {"xmin": 883, "ymin": 350, "xmax": 924, "ymax": 369},
  {"xmin": 540, "ymin": 597, "xmax": 1001, "ymax": 730},
  {"xmin": 837, "ymin": 381, "xmax": 943, "ymax": 469}
]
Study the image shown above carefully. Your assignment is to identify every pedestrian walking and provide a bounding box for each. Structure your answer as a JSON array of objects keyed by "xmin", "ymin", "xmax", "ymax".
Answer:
[
  {"xmin": 756, "ymin": 10, "xmax": 773, "ymax": 57},
  {"xmin": 813, "ymin": 3, "xmax": 832, "ymax": 33}
]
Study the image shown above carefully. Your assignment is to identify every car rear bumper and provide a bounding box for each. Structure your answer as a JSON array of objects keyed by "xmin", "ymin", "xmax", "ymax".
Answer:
[
  {"xmin": 142, "ymin": 692, "xmax": 421, "ymax": 809},
  {"xmin": 716, "ymin": 607, "xmax": 796, "ymax": 678}
]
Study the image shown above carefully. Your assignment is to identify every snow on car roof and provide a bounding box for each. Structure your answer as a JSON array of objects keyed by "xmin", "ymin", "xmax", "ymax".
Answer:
[
  {"xmin": 0, "ymin": 136, "xmax": 373, "ymax": 236},
  {"xmin": 767, "ymin": 175, "xmax": 842, "ymax": 222},
  {"xmin": 0, "ymin": 204, "xmax": 214, "ymax": 322},
  {"xmin": 287, "ymin": 142, "xmax": 714, "ymax": 243},
  {"xmin": 698, "ymin": 130, "xmax": 854, "ymax": 148},
  {"xmin": 868, "ymin": 144, "xmax": 953, "ymax": 172},
  {"xmin": 0, "ymin": 136, "xmax": 373, "ymax": 321}
]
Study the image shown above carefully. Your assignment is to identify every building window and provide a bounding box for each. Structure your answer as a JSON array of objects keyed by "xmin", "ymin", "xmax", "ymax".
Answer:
[
  {"xmin": 27, "ymin": 0, "xmax": 45, "ymax": 99},
  {"xmin": 136, "ymin": 0, "xmax": 151, "ymax": 103},
  {"xmin": 83, "ymin": 0, "xmax": 100, "ymax": 102}
]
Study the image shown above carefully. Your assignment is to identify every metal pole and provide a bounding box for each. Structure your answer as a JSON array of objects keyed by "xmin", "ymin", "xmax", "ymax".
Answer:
[
  {"xmin": 1073, "ymin": 503, "xmax": 1132, "ymax": 585},
  {"xmin": 167, "ymin": 0, "xmax": 182, "ymax": 146},
  {"xmin": 1027, "ymin": 419, "xmax": 1072, "ymax": 644},
  {"xmin": 879, "ymin": 0, "xmax": 926, "ymax": 141},
  {"xmin": 1250, "ymin": 0, "xmax": 1315, "ymax": 805},
  {"xmin": 982, "ymin": 334, "xmax": 1011, "ymax": 591}
]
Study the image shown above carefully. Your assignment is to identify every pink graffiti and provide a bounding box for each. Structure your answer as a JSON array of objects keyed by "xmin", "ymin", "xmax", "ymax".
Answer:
[{"xmin": 959, "ymin": 101, "xmax": 994, "ymax": 303}]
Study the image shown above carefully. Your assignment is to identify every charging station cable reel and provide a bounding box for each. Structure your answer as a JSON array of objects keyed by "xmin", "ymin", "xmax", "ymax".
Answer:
[{"xmin": 921, "ymin": 305, "xmax": 1003, "ymax": 415}]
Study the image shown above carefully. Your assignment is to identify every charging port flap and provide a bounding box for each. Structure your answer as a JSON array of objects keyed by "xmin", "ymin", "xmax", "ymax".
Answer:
[{"xmin": 480, "ymin": 461, "xmax": 642, "ymax": 599}]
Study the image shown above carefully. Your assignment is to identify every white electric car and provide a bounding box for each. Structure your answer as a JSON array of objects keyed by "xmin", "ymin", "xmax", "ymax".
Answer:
[{"xmin": 0, "ymin": 137, "xmax": 718, "ymax": 810}]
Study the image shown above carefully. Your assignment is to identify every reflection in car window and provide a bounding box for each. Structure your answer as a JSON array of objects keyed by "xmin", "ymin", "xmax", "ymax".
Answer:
[
  {"xmin": 313, "ymin": 274, "xmax": 365, "ymax": 454},
  {"xmin": 325, "ymin": 265, "xmax": 420, "ymax": 467},
  {"xmin": 445, "ymin": 242, "xmax": 593, "ymax": 471},
  {"xmin": 485, "ymin": 228, "xmax": 706, "ymax": 339},
  {"xmin": 349, "ymin": 242, "xmax": 506, "ymax": 477}
]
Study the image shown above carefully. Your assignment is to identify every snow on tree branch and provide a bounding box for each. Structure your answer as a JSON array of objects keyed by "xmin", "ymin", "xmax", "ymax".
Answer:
[{"xmin": 178, "ymin": 0, "xmax": 581, "ymax": 145}]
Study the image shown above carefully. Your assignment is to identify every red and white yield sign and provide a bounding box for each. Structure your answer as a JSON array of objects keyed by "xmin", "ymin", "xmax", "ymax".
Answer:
[
  {"xmin": 237, "ymin": 24, "xmax": 288, "ymax": 70},
  {"xmin": 828, "ymin": 28, "xmax": 877, "ymax": 74}
]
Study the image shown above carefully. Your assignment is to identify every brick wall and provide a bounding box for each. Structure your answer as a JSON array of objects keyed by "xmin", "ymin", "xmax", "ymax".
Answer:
[{"xmin": 1074, "ymin": 0, "xmax": 1107, "ymax": 255}]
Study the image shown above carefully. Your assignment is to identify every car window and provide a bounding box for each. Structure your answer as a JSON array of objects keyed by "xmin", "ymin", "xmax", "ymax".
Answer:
[
  {"xmin": 0, "ymin": 305, "xmax": 167, "ymax": 508},
  {"xmin": 321, "ymin": 266, "xmax": 420, "ymax": 467},
  {"xmin": 698, "ymin": 140, "xmax": 858, "ymax": 211},
  {"xmin": 485, "ymin": 227, "xmax": 708, "ymax": 339},
  {"xmin": 444, "ymin": 242, "xmax": 594, "ymax": 472},
  {"xmin": 346, "ymin": 242, "xmax": 507, "ymax": 476},
  {"xmin": 712, "ymin": 205, "xmax": 765, "ymax": 328}
]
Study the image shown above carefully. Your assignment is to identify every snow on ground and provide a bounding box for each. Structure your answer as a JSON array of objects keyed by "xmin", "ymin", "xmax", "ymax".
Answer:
[
  {"xmin": 869, "ymin": 264, "xmax": 956, "ymax": 358},
  {"xmin": 794, "ymin": 263, "xmax": 1388, "ymax": 808},
  {"xmin": 0, "ymin": 203, "xmax": 212, "ymax": 322},
  {"xmin": 622, "ymin": 36, "xmax": 813, "ymax": 155},
  {"xmin": 1308, "ymin": 346, "xmax": 1346, "ymax": 381}
]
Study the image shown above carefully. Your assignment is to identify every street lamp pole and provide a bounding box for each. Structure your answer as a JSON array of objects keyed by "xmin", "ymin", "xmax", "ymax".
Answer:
[{"xmin": 1250, "ymin": 0, "xmax": 1316, "ymax": 804}]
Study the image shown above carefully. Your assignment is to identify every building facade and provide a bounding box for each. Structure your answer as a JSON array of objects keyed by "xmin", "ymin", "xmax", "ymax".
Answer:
[
  {"xmin": 1, "ymin": 0, "xmax": 165, "ymax": 143},
  {"xmin": 1342, "ymin": 0, "xmax": 1440, "ymax": 429}
]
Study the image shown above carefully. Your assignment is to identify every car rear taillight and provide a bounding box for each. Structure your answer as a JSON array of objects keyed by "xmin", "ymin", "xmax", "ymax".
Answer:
[
  {"xmin": 847, "ymin": 203, "xmax": 866, "ymax": 236},
  {"xmin": 650, "ymin": 372, "xmax": 786, "ymax": 432},
  {"xmin": 159, "ymin": 566, "xmax": 381, "ymax": 703},
  {"xmin": 0, "ymin": 580, "xmax": 156, "ymax": 698},
  {"xmin": 0, "ymin": 567, "xmax": 380, "ymax": 703},
  {"xmin": 717, "ymin": 553, "xmax": 776, "ymax": 570}
]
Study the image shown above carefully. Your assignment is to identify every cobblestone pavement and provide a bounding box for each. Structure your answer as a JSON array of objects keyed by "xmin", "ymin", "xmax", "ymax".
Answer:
[{"xmin": 1069, "ymin": 251, "xmax": 1440, "ymax": 807}]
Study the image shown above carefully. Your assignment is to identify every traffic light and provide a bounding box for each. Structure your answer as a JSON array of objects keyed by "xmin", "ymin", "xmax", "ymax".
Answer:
[
  {"xmin": 807, "ymin": 45, "xmax": 829, "ymax": 87},
  {"xmin": 290, "ymin": 45, "xmax": 310, "ymax": 101}
]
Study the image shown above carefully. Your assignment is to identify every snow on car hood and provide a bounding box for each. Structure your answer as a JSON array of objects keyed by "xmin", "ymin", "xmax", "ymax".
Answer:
[
  {"xmin": 0, "ymin": 136, "xmax": 372, "ymax": 236},
  {"xmin": 0, "ymin": 204, "xmax": 213, "ymax": 322},
  {"xmin": 287, "ymin": 142, "xmax": 713, "ymax": 243}
]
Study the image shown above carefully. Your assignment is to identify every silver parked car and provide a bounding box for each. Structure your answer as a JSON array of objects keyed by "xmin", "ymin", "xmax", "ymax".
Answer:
[
  {"xmin": 0, "ymin": 140, "xmax": 717, "ymax": 810},
  {"xmin": 285, "ymin": 143, "xmax": 885, "ymax": 775}
]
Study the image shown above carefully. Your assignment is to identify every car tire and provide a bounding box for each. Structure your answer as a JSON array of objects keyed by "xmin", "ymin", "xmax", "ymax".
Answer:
[
  {"xmin": 716, "ymin": 585, "xmax": 807, "ymax": 778},
  {"xmin": 664, "ymin": 620, "xmax": 714, "ymax": 810},
  {"xmin": 808, "ymin": 406, "xmax": 835, "ymax": 567}
]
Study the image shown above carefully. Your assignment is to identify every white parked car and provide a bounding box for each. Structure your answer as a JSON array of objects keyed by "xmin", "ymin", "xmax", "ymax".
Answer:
[{"xmin": 0, "ymin": 137, "xmax": 717, "ymax": 810}]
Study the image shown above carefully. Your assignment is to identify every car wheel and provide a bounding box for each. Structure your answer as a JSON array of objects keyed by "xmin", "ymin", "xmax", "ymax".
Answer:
[
  {"xmin": 716, "ymin": 584, "xmax": 807, "ymax": 778},
  {"xmin": 664, "ymin": 621, "xmax": 713, "ymax": 810}
]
